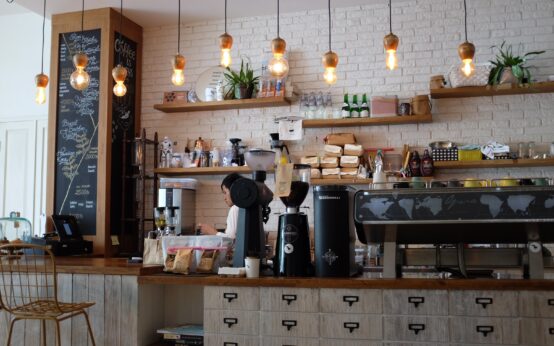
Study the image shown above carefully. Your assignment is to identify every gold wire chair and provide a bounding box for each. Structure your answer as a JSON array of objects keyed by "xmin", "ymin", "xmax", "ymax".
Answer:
[{"xmin": 0, "ymin": 243, "xmax": 96, "ymax": 346}]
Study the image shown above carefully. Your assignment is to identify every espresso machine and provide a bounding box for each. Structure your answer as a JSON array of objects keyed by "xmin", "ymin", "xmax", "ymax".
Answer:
[
  {"xmin": 231, "ymin": 149, "xmax": 274, "ymax": 268},
  {"xmin": 274, "ymin": 164, "xmax": 313, "ymax": 277},
  {"xmin": 157, "ymin": 178, "xmax": 197, "ymax": 235}
]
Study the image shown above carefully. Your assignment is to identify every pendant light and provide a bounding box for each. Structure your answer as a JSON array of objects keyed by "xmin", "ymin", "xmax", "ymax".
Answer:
[
  {"xmin": 458, "ymin": 0, "xmax": 475, "ymax": 77},
  {"xmin": 322, "ymin": 0, "xmax": 338, "ymax": 85},
  {"xmin": 171, "ymin": 0, "xmax": 186, "ymax": 86},
  {"xmin": 268, "ymin": 0, "xmax": 289, "ymax": 78},
  {"xmin": 112, "ymin": 0, "xmax": 128, "ymax": 97},
  {"xmin": 219, "ymin": 0, "xmax": 233, "ymax": 67},
  {"xmin": 35, "ymin": 0, "xmax": 48, "ymax": 104},
  {"xmin": 70, "ymin": 0, "xmax": 91, "ymax": 91},
  {"xmin": 383, "ymin": 0, "xmax": 399, "ymax": 71}
]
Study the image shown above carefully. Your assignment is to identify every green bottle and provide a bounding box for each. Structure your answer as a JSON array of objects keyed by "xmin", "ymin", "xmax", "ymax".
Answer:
[
  {"xmin": 360, "ymin": 94, "xmax": 370, "ymax": 118},
  {"xmin": 350, "ymin": 95, "xmax": 360, "ymax": 117},
  {"xmin": 341, "ymin": 93, "xmax": 350, "ymax": 118}
]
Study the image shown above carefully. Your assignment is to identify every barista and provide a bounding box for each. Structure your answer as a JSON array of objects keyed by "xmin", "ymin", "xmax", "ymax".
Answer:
[{"xmin": 197, "ymin": 173, "xmax": 241, "ymax": 239}]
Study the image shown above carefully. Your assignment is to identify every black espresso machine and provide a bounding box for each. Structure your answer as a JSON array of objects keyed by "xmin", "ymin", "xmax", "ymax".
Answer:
[{"xmin": 354, "ymin": 179, "xmax": 554, "ymax": 279}]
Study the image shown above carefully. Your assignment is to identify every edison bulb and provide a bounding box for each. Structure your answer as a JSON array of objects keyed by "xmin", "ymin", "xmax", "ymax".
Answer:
[
  {"xmin": 461, "ymin": 58, "xmax": 475, "ymax": 77},
  {"xmin": 70, "ymin": 68, "xmax": 90, "ymax": 91},
  {"xmin": 113, "ymin": 82, "xmax": 127, "ymax": 97},
  {"xmin": 268, "ymin": 56, "xmax": 289, "ymax": 78},
  {"xmin": 171, "ymin": 69, "xmax": 185, "ymax": 86},
  {"xmin": 220, "ymin": 49, "xmax": 231, "ymax": 68},
  {"xmin": 386, "ymin": 50, "xmax": 397, "ymax": 71},
  {"xmin": 35, "ymin": 86, "xmax": 47, "ymax": 104},
  {"xmin": 323, "ymin": 67, "xmax": 337, "ymax": 85}
]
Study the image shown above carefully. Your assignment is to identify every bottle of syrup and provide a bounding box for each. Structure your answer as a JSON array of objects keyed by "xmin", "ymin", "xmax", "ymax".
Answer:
[
  {"xmin": 420, "ymin": 149, "xmax": 434, "ymax": 177},
  {"xmin": 409, "ymin": 151, "xmax": 422, "ymax": 177}
]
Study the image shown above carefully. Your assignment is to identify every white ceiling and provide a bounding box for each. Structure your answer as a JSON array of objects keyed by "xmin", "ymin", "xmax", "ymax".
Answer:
[{"xmin": 3, "ymin": 0, "xmax": 378, "ymax": 27}]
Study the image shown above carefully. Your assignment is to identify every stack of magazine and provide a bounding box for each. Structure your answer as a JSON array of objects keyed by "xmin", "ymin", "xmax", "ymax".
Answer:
[{"xmin": 156, "ymin": 324, "xmax": 203, "ymax": 345}]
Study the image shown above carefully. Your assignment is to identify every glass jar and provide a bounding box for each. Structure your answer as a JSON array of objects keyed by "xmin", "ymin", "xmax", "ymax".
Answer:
[{"xmin": 528, "ymin": 141, "xmax": 536, "ymax": 159}]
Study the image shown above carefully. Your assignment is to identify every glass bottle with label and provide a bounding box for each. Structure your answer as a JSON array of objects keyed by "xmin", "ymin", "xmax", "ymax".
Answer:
[
  {"xmin": 360, "ymin": 94, "xmax": 370, "ymax": 118},
  {"xmin": 341, "ymin": 93, "xmax": 351, "ymax": 118},
  {"xmin": 350, "ymin": 95, "xmax": 360, "ymax": 118},
  {"xmin": 420, "ymin": 149, "xmax": 434, "ymax": 177}
]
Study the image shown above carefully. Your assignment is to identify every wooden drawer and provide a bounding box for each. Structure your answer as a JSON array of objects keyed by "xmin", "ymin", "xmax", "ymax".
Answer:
[
  {"xmin": 521, "ymin": 318, "xmax": 554, "ymax": 346},
  {"xmin": 383, "ymin": 289, "xmax": 448, "ymax": 316},
  {"xmin": 322, "ymin": 340, "xmax": 382, "ymax": 346},
  {"xmin": 320, "ymin": 288, "xmax": 382, "ymax": 314},
  {"xmin": 262, "ymin": 336, "xmax": 319, "ymax": 346},
  {"xmin": 204, "ymin": 309, "xmax": 260, "ymax": 336},
  {"xmin": 449, "ymin": 290, "xmax": 518, "ymax": 317},
  {"xmin": 383, "ymin": 343, "xmax": 442, "ymax": 346},
  {"xmin": 261, "ymin": 287, "xmax": 319, "ymax": 312},
  {"xmin": 449, "ymin": 317, "xmax": 520, "ymax": 344},
  {"xmin": 520, "ymin": 291, "xmax": 554, "ymax": 318},
  {"xmin": 204, "ymin": 333, "xmax": 260, "ymax": 346},
  {"xmin": 320, "ymin": 313, "xmax": 382, "ymax": 340},
  {"xmin": 204, "ymin": 286, "xmax": 260, "ymax": 311},
  {"xmin": 261, "ymin": 312, "xmax": 319, "ymax": 338},
  {"xmin": 383, "ymin": 316, "xmax": 449, "ymax": 343}
]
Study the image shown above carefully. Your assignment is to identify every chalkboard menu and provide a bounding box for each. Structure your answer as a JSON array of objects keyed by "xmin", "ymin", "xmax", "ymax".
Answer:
[
  {"xmin": 54, "ymin": 29, "xmax": 101, "ymax": 235},
  {"xmin": 110, "ymin": 32, "xmax": 138, "ymax": 237}
]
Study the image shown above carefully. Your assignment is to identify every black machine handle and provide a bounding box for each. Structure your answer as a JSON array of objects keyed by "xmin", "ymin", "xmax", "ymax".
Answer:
[
  {"xmin": 475, "ymin": 297, "xmax": 493, "ymax": 309},
  {"xmin": 476, "ymin": 325, "xmax": 494, "ymax": 337},
  {"xmin": 343, "ymin": 295, "xmax": 359, "ymax": 307},
  {"xmin": 282, "ymin": 320, "xmax": 297, "ymax": 331},
  {"xmin": 223, "ymin": 318, "xmax": 238, "ymax": 328},
  {"xmin": 408, "ymin": 323, "xmax": 425, "ymax": 335},
  {"xmin": 223, "ymin": 343, "xmax": 238, "ymax": 346},
  {"xmin": 549, "ymin": 328, "xmax": 554, "ymax": 335},
  {"xmin": 282, "ymin": 294, "xmax": 297, "ymax": 305},
  {"xmin": 344, "ymin": 322, "xmax": 360, "ymax": 333},
  {"xmin": 223, "ymin": 292, "xmax": 238, "ymax": 303},
  {"xmin": 408, "ymin": 296, "xmax": 425, "ymax": 308},
  {"xmin": 548, "ymin": 299, "xmax": 554, "ymax": 306}
]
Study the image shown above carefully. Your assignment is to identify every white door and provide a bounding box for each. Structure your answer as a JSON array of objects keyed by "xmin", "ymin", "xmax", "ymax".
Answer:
[{"xmin": 0, "ymin": 120, "xmax": 38, "ymax": 233}]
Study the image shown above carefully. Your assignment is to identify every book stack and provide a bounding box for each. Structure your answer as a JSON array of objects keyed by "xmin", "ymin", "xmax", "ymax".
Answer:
[{"xmin": 156, "ymin": 324, "xmax": 203, "ymax": 345}]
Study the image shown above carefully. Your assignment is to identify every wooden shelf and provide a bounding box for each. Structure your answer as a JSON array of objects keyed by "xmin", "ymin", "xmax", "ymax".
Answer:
[
  {"xmin": 312, "ymin": 178, "xmax": 372, "ymax": 186},
  {"xmin": 302, "ymin": 114, "xmax": 432, "ymax": 128},
  {"xmin": 153, "ymin": 96, "xmax": 293, "ymax": 113},
  {"xmin": 434, "ymin": 158, "xmax": 554, "ymax": 169},
  {"xmin": 154, "ymin": 166, "xmax": 275, "ymax": 176},
  {"xmin": 430, "ymin": 81, "xmax": 554, "ymax": 99}
]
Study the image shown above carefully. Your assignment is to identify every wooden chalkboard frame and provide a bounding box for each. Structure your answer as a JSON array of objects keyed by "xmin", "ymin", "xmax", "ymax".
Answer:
[{"xmin": 47, "ymin": 8, "xmax": 142, "ymax": 256}]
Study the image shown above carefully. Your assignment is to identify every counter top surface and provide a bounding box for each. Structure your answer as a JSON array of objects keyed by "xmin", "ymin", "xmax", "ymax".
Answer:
[{"xmin": 53, "ymin": 257, "xmax": 163, "ymax": 275}]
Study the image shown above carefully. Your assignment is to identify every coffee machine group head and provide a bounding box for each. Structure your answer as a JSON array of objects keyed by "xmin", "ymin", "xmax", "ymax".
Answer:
[
  {"xmin": 274, "ymin": 164, "xmax": 313, "ymax": 277},
  {"xmin": 231, "ymin": 149, "xmax": 275, "ymax": 268}
]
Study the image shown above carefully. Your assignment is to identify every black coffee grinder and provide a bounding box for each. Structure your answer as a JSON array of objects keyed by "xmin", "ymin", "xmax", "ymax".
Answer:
[
  {"xmin": 274, "ymin": 164, "xmax": 313, "ymax": 276},
  {"xmin": 231, "ymin": 149, "xmax": 274, "ymax": 268}
]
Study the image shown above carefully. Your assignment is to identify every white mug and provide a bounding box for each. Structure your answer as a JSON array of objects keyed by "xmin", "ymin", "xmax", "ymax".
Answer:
[
  {"xmin": 244, "ymin": 257, "xmax": 260, "ymax": 278},
  {"xmin": 205, "ymin": 87, "xmax": 215, "ymax": 102}
]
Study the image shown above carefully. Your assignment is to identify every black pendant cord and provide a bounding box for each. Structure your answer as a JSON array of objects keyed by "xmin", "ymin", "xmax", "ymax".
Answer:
[
  {"xmin": 177, "ymin": 0, "xmax": 181, "ymax": 53},
  {"xmin": 328, "ymin": 0, "xmax": 331, "ymax": 51},
  {"xmin": 463, "ymin": 0, "xmax": 468, "ymax": 41},
  {"xmin": 80, "ymin": 0, "xmax": 85, "ymax": 52},
  {"xmin": 40, "ymin": 0, "xmax": 46, "ymax": 73},
  {"xmin": 277, "ymin": 0, "xmax": 280, "ymax": 38},
  {"xmin": 118, "ymin": 0, "xmax": 123, "ymax": 65},
  {"xmin": 389, "ymin": 0, "xmax": 392, "ymax": 33},
  {"xmin": 224, "ymin": 0, "xmax": 227, "ymax": 33}
]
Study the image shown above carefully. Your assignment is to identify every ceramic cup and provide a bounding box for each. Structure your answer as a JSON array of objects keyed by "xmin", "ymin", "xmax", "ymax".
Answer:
[
  {"xmin": 411, "ymin": 176, "xmax": 426, "ymax": 189},
  {"xmin": 533, "ymin": 178, "xmax": 548, "ymax": 186},
  {"xmin": 245, "ymin": 257, "xmax": 260, "ymax": 278}
]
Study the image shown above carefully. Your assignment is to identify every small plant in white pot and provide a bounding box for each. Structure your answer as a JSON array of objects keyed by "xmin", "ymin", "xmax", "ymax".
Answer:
[{"xmin": 488, "ymin": 41, "xmax": 544, "ymax": 85}]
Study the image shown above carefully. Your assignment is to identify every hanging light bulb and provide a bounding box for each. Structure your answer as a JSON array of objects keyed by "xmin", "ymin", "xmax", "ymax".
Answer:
[
  {"xmin": 459, "ymin": 0, "xmax": 475, "ymax": 77},
  {"xmin": 70, "ymin": 52, "xmax": 91, "ymax": 91},
  {"xmin": 322, "ymin": 0, "xmax": 338, "ymax": 85},
  {"xmin": 35, "ymin": 0, "xmax": 48, "ymax": 104},
  {"xmin": 71, "ymin": 0, "xmax": 90, "ymax": 91},
  {"xmin": 112, "ymin": 0, "xmax": 127, "ymax": 96},
  {"xmin": 219, "ymin": 0, "xmax": 233, "ymax": 68},
  {"xmin": 268, "ymin": 0, "xmax": 289, "ymax": 78},
  {"xmin": 383, "ymin": 0, "xmax": 399, "ymax": 71},
  {"xmin": 171, "ymin": 0, "xmax": 186, "ymax": 86}
]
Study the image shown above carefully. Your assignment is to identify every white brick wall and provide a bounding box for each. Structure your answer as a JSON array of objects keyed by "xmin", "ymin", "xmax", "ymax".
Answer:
[{"xmin": 141, "ymin": 0, "xmax": 554, "ymax": 232}]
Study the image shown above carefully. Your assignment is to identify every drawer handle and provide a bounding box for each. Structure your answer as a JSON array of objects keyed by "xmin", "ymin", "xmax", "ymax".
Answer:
[
  {"xmin": 223, "ymin": 292, "xmax": 238, "ymax": 302},
  {"xmin": 344, "ymin": 322, "xmax": 360, "ymax": 333},
  {"xmin": 282, "ymin": 320, "xmax": 297, "ymax": 331},
  {"xmin": 408, "ymin": 323, "xmax": 425, "ymax": 335},
  {"xmin": 224, "ymin": 343, "xmax": 238, "ymax": 346},
  {"xmin": 476, "ymin": 325, "xmax": 494, "ymax": 337},
  {"xmin": 408, "ymin": 296, "xmax": 425, "ymax": 308},
  {"xmin": 548, "ymin": 299, "xmax": 554, "ymax": 306},
  {"xmin": 549, "ymin": 327, "xmax": 554, "ymax": 335},
  {"xmin": 223, "ymin": 317, "xmax": 238, "ymax": 328},
  {"xmin": 282, "ymin": 294, "xmax": 297, "ymax": 305},
  {"xmin": 475, "ymin": 297, "xmax": 493, "ymax": 309},
  {"xmin": 343, "ymin": 295, "xmax": 359, "ymax": 307}
]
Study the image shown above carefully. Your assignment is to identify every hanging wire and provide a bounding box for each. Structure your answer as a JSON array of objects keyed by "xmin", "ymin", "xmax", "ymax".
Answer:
[
  {"xmin": 463, "ymin": 0, "xmax": 468, "ymax": 41},
  {"xmin": 177, "ymin": 0, "xmax": 181, "ymax": 53},
  {"xmin": 389, "ymin": 0, "xmax": 392, "ymax": 33},
  {"xmin": 80, "ymin": 0, "xmax": 85, "ymax": 52},
  {"xmin": 40, "ymin": 0, "xmax": 47, "ymax": 73},
  {"xmin": 328, "ymin": 0, "xmax": 331, "ymax": 51},
  {"xmin": 118, "ymin": 0, "xmax": 123, "ymax": 65},
  {"xmin": 224, "ymin": 0, "xmax": 227, "ymax": 33},
  {"xmin": 277, "ymin": 0, "xmax": 280, "ymax": 38}
]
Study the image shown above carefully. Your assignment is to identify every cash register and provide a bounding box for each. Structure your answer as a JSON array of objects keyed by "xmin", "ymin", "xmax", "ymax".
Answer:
[{"xmin": 31, "ymin": 215, "xmax": 93, "ymax": 256}]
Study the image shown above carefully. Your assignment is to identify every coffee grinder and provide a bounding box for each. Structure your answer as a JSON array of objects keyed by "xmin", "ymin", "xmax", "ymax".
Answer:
[
  {"xmin": 274, "ymin": 164, "xmax": 313, "ymax": 277},
  {"xmin": 231, "ymin": 149, "xmax": 274, "ymax": 268}
]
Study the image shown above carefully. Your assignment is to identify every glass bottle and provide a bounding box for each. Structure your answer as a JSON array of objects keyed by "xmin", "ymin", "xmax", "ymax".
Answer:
[
  {"xmin": 350, "ymin": 95, "xmax": 360, "ymax": 118},
  {"xmin": 420, "ymin": 149, "xmax": 434, "ymax": 177},
  {"xmin": 341, "ymin": 93, "xmax": 350, "ymax": 118},
  {"xmin": 409, "ymin": 151, "xmax": 422, "ymax": 177},
  {"xmin": 308, "ymin": 92, "xmax": 317, "ymax": 119},
  {"xmin": 360, "ymin": 93, "xmax": 370, "ymax": 118},
  {"xmin": 324, "ymin": 92, "xmax": 333, "ymax": 119},
  {"xmin": 528, "ymin": 141, "xmax": 536, "ymax": 159}
]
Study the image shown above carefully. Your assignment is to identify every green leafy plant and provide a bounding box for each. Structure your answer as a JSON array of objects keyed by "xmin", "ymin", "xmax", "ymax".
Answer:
[
  {"xmin": 488, "ymin": 41, "xmax": 545, "ymax": 85},
  {"xmin": 224, "ymin": 60, "xmax": 259, "ymax": 99}
]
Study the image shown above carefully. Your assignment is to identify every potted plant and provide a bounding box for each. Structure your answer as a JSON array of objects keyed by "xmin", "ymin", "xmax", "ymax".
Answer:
[
  {"xmin": 224, "ymin": 60, "xmax": 259, "ymax": 99},
  {"xmin": 488, "ymin": 41, "xmax": 544, "ymax": 85}
]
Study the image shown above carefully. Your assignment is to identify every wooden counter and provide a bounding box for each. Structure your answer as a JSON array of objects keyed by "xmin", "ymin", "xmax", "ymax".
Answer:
[
  {"xmin": 53, "ymin": 257, "xmax": 163, "ymax": 275},
  {"xmin": 138, "ymin": 273, "xmax": 554, "ymax": 290}
]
